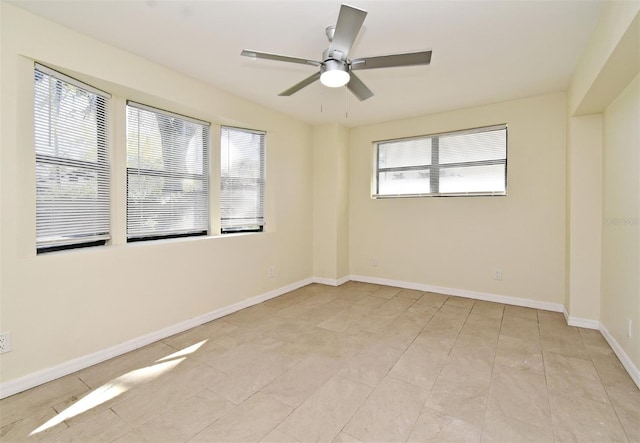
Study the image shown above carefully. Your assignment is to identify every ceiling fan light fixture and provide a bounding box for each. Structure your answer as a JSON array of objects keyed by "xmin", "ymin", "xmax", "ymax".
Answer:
[{"xmin": 320, "ymin": 59, "xmax": 350, "ymax": 87}]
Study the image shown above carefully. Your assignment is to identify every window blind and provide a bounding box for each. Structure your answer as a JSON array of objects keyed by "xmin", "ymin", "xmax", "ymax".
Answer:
[
  {"xmin": 220, "ymin": 126, "xmax": 265, "ymax": 233},
  {"xmin": 34, "ymin": 64, "xmax": 111, "ymax": 252},
  {"xmin": 126, "ymin": 101, "xmax": 209, "ymax": 240},
  {"xmin": 376, "ymin": 124, "xmax": 507, "ymax": 197}
]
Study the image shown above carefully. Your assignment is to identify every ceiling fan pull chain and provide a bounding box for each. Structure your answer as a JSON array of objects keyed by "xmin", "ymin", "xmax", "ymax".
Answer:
[
  {"xmin": 345, "ymin": 86, "xmax": 348, "ymax": 118},
  {"xmin": 320, "ymin": 82, "xmax": 324, "ymax": 113}
]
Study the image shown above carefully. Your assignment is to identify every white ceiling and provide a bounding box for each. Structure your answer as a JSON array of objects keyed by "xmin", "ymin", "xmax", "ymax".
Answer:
[{"xmin": 12, "ymin": 0, "xmax": 606, "ymax": 127}]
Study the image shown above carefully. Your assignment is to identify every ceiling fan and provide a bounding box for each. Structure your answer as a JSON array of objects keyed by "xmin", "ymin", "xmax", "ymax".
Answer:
[{"xmin": 241, "ymin": 3, "xmax": 432, "ymax": 101}]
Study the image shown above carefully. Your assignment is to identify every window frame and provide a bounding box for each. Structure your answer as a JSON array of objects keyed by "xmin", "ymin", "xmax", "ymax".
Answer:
[
  {"xmin": 34, "ymin": 63, "xmax": 112, "ymax": 254},
  {"xmin": 125, "ymin": 101, "xmax": 211, "ymax": 242},
  {"xmin": 220, "ymin": 126, "xmax": 266, "ymax": 234},
  {"xmin": 374, "ymin": 124, "xmax": 508, "ymax": 198}
]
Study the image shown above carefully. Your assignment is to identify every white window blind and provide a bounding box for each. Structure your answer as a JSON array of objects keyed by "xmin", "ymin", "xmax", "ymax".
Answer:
[
  {"xmin": 376, "ymin": 124, "xmax": 507, "ymax": 197},
  {"xmin": 126, "ymin": 102, "xmax": 209, "ymax": 241},
  {"xmin": 220, "ymin": 127, "xmax": 265, "ymax": 233},
  {"xmin": 34, "ymin": 64, "xmax": 111, "ymax": 252}
]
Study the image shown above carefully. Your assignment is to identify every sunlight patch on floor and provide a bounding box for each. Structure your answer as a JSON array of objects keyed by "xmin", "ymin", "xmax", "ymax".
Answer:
[{"xmin": 29, "ymin": 339, "xmax": 208, "ymax": 436}]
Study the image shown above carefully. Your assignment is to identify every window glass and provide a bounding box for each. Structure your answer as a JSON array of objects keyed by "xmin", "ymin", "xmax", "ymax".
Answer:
[
  {"xmin": 378, "ymin": 138, "xmax": 432, "ymax": 168},
  {"xmin": 34, "ymin": 64, "xmax": 110, "ymax": 252},
  {"xmin": 126, "ymin": 102, "xmax": 209, "ymax": 241},
  {"xmin": 220, "ymin": 127, "xmax": 265, "ymax": 233},
  {"xmin": 375, "ymin": 125, "xmax": 507, "ymax": 197}
]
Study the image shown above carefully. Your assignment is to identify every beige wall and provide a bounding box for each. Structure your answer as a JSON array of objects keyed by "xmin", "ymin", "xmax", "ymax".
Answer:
[
  {"xmin": 566, "ymin": 115, "xmax": 603, "ymax": 321},
  {"xmin": 312, "ymin": 124, "xmax": 350, "ymax": 282},
  {"xmin": 569, "ymin": 1, "xmax": 639, "ymax": 115},
  {"xmin": 566, "ymin": 1, "xmax": 639, "ymax": 373},
  {"xmin": 0, "ymin": 4, "xmax": 313, "ymax": 384},
  {"xmin": 602, "ymin": 74, "xmax": 639, "ymax": 366},
  {"xmin": 349, "ymin": 93, "xmax": 567, "ymax": 304}
]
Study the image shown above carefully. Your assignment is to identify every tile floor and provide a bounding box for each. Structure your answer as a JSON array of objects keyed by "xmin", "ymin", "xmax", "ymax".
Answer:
[{"xmin": 1, "ymin": 282, "xmax": 638, "ymax": 442}]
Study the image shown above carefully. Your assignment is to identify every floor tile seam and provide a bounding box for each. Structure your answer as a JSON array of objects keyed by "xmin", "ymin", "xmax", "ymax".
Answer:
[
  {"xmin": 4, "ymin": 379, "xmax": 90, "ymax": 420},
  {"xmin": 437, "ymin": 305, "xmax": 474, "ymax": 364},
  {"xmin": 76, "ymin": 375, "xmax": 95, "ymax": 393},
  {"xmin": 212, "ymin": 342, "xmax": 292, "ymax": 378},
  {"xmin": 540, "ymin": 349, "xmax": 610, "ymax": 386},
  {"xmin": 2, "ymin": 404, "xmax": 70, "ymax": 438},
  {"xmin": 258, "ymin": 400, "xmax": 298, "ymax": 443},
  {"xmin": 384, "ymin": 371, "xmax": 436, "ymax": 394},
  {"xmin": 108, "ymin": 404, "xmax": 140, "ymax": 433},
  {"xmin": 545, "ymin": 375, "xmax": 614, "ymax": 409},
  {"xmin": 593, "ymin": 379, "xmax": 634, "ymax": 442},
  {"xmin": 258, "ymin": 354, "xmax": 340, "ymax": 410},
  {"xmin": 337, "ymin": 345, "xmax": 404, "ymax": 389},
  {"xmin": 584, "ymin": 342, "xmax": 618, "ymax": 360},
  {"xmin": 477, "ymin": 310, "xmax": 505, "ymax": 443},
  {"xmin": 259, "ymin": 351, "xmax": 330, "ymax": 395},
  {"xmin": 335, "ymin": 375, "xmax": 377, "ymax": 441},
  {"xmin": 338, "ymin": 429, "xmax": 360, "ymax": 442},
  {"xmin": 419, "ymin": 330, "xmax": 465, "ymax": 408},
  {"xmin": 578, "ymin": 333, "xmax": 630, "ymax": 389},
  {"xmin": 381, "ymin": 304, "xmax": 435, "ymax": 354},
  {"xmin": 267, "ymin": 425, "xmax": 300, "ymax": 443},
  {"xmin": 203, "ymin": 390, "xmax": 291, "ymax": 442},
  {"xmin": 539, "ymin": 347, "xmax": 593, "ymax": 364},
  {"xmin": 504, "ymin": 312, "xmax": 539, "ymax": 322},
  {"xmin": 55, "ymin": 392, "xmax": 114, "ymax": 430},
  {"xmin": 487, "ymin": 365, "xmax": 554, "ymax": 414},
  {"xmin": 537, "ymin": 313, "xmax": 560, "ymax": 443},
  {"xmin": 110, "ymin": 373, "xmax": 221, "ymax": 430},
  {"xmin": 385, "ymin": 381, "xmax": 432, "ymax": 443},
  {"xmin": 483, "ymin": 407, "xmax": 554, "ymax": 439},
  {"xmin": 416, "ymin": 295, "xmax": 456, "ymax": 334},
  {"xmin": 60, "ymin": 378, "xmax": 147, "ymax": 422},
  {"xmin": 404, "ymin": 401, "xmax": 428, "ymax": 443}
]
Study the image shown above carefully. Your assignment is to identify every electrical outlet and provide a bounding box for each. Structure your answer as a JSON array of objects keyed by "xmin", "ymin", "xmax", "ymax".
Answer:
[
  {"xmin": 371, "ymin": 257, "xmax": 379, "ymax": 267},
  {"xmin": 628, "ymin": 318, "xmax": 633, "ymax": 338},
  {"xmin": 267, "ymin": 266, "xmax": 276, "ymax": 278},
  {"xmin": 0, "ymin": 332, "xmax": 12, "ymax": 354},
  {"xmin": 493, "ymin": 269, "xmax": 502, "ymax": 281}
]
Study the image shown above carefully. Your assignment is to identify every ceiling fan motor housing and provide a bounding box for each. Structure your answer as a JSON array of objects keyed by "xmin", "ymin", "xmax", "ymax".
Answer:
[
  {"xmin": 322, "ymin": 59, "xmax": 349, "ymax": 74},
  {"xmin": 322, "ymin": 47, "xmax": 346, "ymax": 63}
]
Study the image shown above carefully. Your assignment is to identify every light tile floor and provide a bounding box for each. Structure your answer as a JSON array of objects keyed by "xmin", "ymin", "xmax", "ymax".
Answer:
[{"xmin": 1, "ymin": 282, "xmax": 639, "ymax": 442}]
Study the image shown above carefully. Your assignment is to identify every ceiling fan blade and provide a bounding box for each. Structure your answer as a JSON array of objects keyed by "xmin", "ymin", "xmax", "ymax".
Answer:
[
  {"xmin": 351, "ymin": 51, "xmax": 432, "ymax": 70},
  {"xmin": 329, "ymin": 4, "xmax": 367, "ymax": 59},
  {"xmin": 347, "ymin": 72, "xmax": 374, "ymax": 101},
  {"xmin": 279, "ymin": 72, "xmax": 321, "ymax": 96},
  {"xmin": 241, "ymin": 50, "xmax": 321, "ymax": 67}
]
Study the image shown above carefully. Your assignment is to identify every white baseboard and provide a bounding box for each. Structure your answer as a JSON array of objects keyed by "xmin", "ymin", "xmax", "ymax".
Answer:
[
  {"xmin": 563, "ymin": 307, "xmax": 601, "ymax": 330},
  {"xmin": 349, "ymin": 274, "xmax": 565, "ymax": 313},
  {"xmin": 0, "ymin": 277, "xmax": 314, "ymax": 400},
  {"xmin": 350, "ymin": 275, "xmax": 640, "ymax": 388},
  {"xmin": 313, "ymin": 276, "xmax": 350, "ymax": 286},
  {"xmin": 4, "ymin": 273, "xmax": 638, "ymax": 399},
  {"xmin": 599, "ymin": 324, "xmax": 640, "ymax": 389}
]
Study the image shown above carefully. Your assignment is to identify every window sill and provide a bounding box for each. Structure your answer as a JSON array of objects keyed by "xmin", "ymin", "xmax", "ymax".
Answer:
[{"xmin": 372, "ymin": 191, "xmax": 507, "ymax": 199}]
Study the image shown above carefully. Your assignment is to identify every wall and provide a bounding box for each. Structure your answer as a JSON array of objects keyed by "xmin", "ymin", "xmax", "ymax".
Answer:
[
  {"xmin": 565, "ymin": 114, "xmax": 603, "ymax": 322},
  {"xmin": 602, "ymin": 74, "xmax": 639, "ymax": 368},
  {"xmin": 569, "ymin": 0, "xmax": 640, "ymax": 115},
  {"xmin": 0, "ymin": 4, "xmax": 313, "ymax": 387},
  {"xmin": 312, "ymin": 124, "xmax": 350, "ymax": 282},
  {"xmin": 565, "ymin": 1, "xmax": 639, "ymax": 378},
  {"xmin": 349, "ymin": 93, "xmax": 566, "ymax": 304}
]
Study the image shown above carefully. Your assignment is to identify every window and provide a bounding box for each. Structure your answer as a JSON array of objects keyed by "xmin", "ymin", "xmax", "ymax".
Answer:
[
  {"xmin": 126, "ymin": 102, "xmax": 209, "ymax": 241},
  {"xmin": 220, "ymin": 127, "xmax": 265, "ymax": 233},
  {"xmin": 34, "ymin": 64, "xmax": 110, "ymax": 253},
  {"xmin": 375, "ymin": 124, "xmax": 507, "ymax": 197}
]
